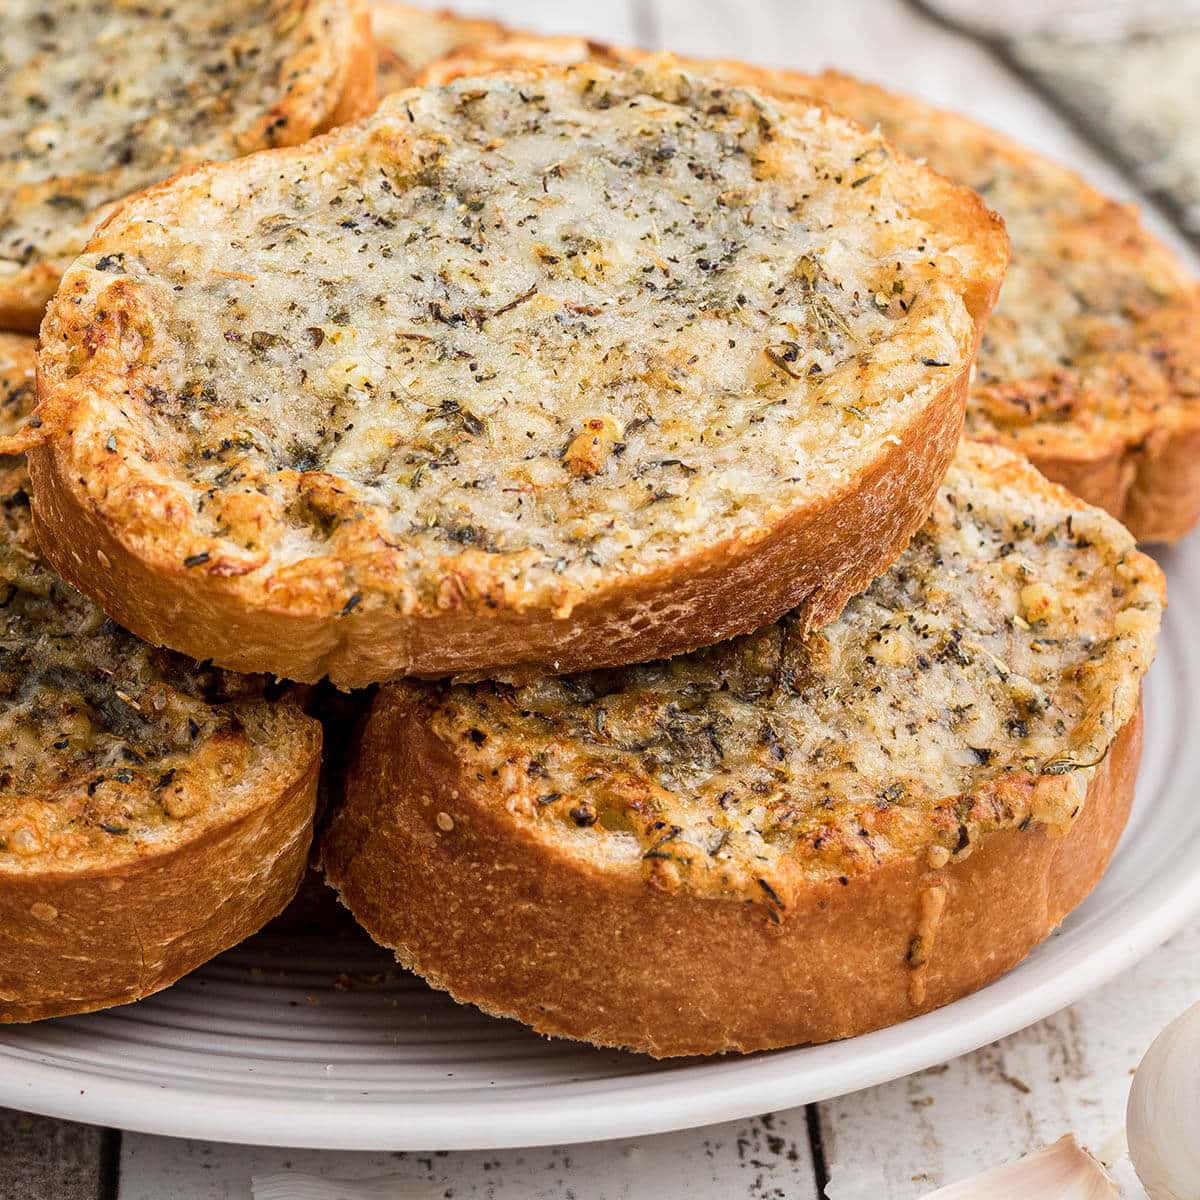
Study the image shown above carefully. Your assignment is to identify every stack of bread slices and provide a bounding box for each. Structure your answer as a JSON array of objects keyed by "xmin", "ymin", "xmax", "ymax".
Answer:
[{"xmin": 0, "ymin": 1, "xmax": 1184, "ymax": 1056}]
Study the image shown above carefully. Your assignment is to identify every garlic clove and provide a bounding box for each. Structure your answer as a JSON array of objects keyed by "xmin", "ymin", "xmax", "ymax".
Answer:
[
  {"xmin": 1127, "ymin": 1000, "xmax": 1200, "ymax": 1200},
  {"xmin": 919, "ymin": 1134, "xmax": 1118, "ymax": 1198}
]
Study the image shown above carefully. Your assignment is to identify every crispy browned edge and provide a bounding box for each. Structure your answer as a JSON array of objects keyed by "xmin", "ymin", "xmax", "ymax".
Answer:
[
  {"xmin": 0, "ymin": 717, "xmax": 322, "ymax": 1023},
  {"xmin": 0, "ymin": 0, "xmax": 378, "ymax": 334},
  {"xmin": 27, "ymin": 66, "xmax": 1007, "ymax": 686},
  {"xmin": 370, "ymin": 3, "xmax": 509, "ymax": 94},
  {"xmin": 321, "ymin": 686, "xmax": 1141, "ymax": 1057},
  {"xmin": 1030, "ymin": 429, "xmax": 1200, "ymax": 546},
  {"xmin": 416, "ymin": 35, "xmax": 1200, "ymax": 543},
  {"xmin": 29, "ymin": 362, "xmax": 974, "ymax": 687},
  {"xmin": 328, "ymin": 0, "xmax": 379, "ymax": 130},
  {"xmin": 0, "ymin": 264, "xmax": 63, "ymax": 337},
  {"xmin": 759, "ymin": 67, "xmax": 1200, "ymax": 546}
]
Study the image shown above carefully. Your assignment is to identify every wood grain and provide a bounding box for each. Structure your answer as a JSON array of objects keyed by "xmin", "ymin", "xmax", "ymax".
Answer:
[
  {"xmin": 1, "ymin": 1107, "xmax": 116, "ymax": 1200},
  {"xmin": 118, "ymin": 1109, "xmax": 816, "ymax": 1199},
  {"xmin": 820, "ymin": 923, "xmax": 1200, "ymax": 1197}
]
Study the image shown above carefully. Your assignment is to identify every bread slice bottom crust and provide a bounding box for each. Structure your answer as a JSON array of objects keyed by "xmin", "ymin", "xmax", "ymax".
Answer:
[
  {"xmin": 322, "ymin": 688, "xmax": 1141, "ymax": 1057},
  {"xmin": 1032, "ymin": 428, "xmax": 1200, "ymax": 546},
  {"xmin": 0, "ymin": 716, "xmax": 320, "ymax": 1024}
]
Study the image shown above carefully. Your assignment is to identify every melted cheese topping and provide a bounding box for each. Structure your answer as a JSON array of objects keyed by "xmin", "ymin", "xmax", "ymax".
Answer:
[
  {"xmin": 430, "ymin": 444, "xmax": 1162, "ymax": 906},
  {"xmin": 52, "ymin": 64, "xmax": 998, "ymax": 616},
  {"xmin": 775, "ymin": 72, "xmax": 1200, "ymax": 456},
  {"xmin": 420, "ymin": 38, "xmax": 1200, "ymax": 467},
  {"xmin": 0, "ymin": 0, "xmax": 355, "ymax": 278},
  {"xmin": 0, "ymin": 338, "xmax": 295, "ymax": 870}
]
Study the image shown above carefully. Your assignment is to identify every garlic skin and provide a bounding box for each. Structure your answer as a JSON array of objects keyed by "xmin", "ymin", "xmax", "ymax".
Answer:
[
  {"xmin": 1127, "ymin": 1000, "xmax": 1200, "ymax": 1200},
  {"xmin": 920, "ymin": 1135, "xmax": 1117, "ymax": 1198}
]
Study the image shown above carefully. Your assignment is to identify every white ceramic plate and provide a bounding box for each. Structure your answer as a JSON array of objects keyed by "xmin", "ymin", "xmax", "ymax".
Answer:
[{"xmin": 2, "ymin": 543, "xmax": 1199, "ymax": 1152}]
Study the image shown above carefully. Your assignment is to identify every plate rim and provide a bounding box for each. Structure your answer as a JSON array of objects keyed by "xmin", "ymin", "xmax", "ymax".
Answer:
[
  {"xmin": 3, "ymin": 783, "xmax": 1199, "ymax": 1151},
  {"xmin": 5, "ymin": 881, "xmax": 1200, "ymax": 1152},
  {"xmin": 2, "ymin": 556, "xmax": 1198, "ymax": 1151}
]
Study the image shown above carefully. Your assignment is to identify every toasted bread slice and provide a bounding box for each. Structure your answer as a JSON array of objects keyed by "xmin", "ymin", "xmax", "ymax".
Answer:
[
  {"xmin": 371, "ymin": 2, "xmax": 507, "ymax": 93},
  {"xmin": 322, "ymin": 442, "xmax": 1163, "ymax": 1056},
  {"xmin": 0, "ymin": 0, "xmax": 376, "ymax": 332},
  {"xmin": 31, "ymin": 60, "xmax": 1007, "ymax": 687},
  {"xmin": 413, "ymin": 32, "xmax": 628, "ymax": 87},
  {"xmin": 760, "ymin": 69, "xmax": 1200, "ymax": 545},
  {"xmin": 0, "ymin": 335, "xmax": 322, "ymax": 1023},
  {"xmin": 419, "ymin": 34, "xmax": 1200, "ymax": 542}
]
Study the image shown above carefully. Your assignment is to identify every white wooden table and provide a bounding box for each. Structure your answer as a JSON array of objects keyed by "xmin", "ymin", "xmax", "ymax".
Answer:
[{"xmin": 6, "ymin": 1, "xmax": 1199, "ymax": 1196}]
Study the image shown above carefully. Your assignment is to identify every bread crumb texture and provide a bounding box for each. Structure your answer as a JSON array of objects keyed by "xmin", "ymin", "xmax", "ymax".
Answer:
[
  {"xmin": 425, "ymin": 443, "xmax": 1162, "ymax": 911},
  {"xmin": 0, "ymin": 0, "xmax": 361, "ymax": 308},
  {"xmin": 0, "ymin": 336, "xmax": 311, "ymax": 873},
  {"xmin": 39, "ymin": 62, "xmax": 1004, "ymax": 622}
]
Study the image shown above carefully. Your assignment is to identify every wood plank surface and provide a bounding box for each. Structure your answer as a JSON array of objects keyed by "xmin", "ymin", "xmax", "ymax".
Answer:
[
  {"xmin": 117, "ymin": 1109, "xmax": 817, "ymax": 1200},
  {"xmin": 112, "ymin": 927, "xmax": 1199, "ymax": 1198},
  {"xmin": 0, "ymin": 1107, "xmax": 115, "ymax": 1200},
  {"xmin": 820, "ymin": 924, "xmax": 1200, "ymax": 1197}
]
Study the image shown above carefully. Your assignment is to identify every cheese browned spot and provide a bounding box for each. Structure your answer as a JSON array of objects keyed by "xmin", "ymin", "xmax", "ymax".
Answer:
[
  {"xmin": 417, "ymin": 37, "xmax": 1200, "ymax": 537},
  {"xmin": 424, "ymin": 443, "xmax": 1162, "ymax": 908},
  {"xmin": 41, "ymin": 63, "xmax": 1003, "ymax": 624},
  {"xmin": 0, "ymin": 337, "xmax": 311, "ymax": 868},
  {"xmin": 0, "ymin": 0, "xmax": 367, "ymax": 323}
]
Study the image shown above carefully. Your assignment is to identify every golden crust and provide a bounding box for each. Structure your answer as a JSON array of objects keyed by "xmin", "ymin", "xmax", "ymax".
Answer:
[
  {"xmin": 0, "ymin": 0, "xmax": 377, "ymax": 332},
  {"xmin": 0, "ymin": 337, "xmax": 323, "ymax": 1023},
  {"xmin": 421, "ymin": 36, "xmax": 1200, "ymax": 542},
  {"xmin": 322, "ymin": 444, "xmax": 1163, "ymax": 1055},
  {"xmin": 0, "ymin": 265, "xmax": 63, "ymax": 337},
  {"xmin": 31, "ymin": 61, "xmax": 1006, "ymax": 686},
  {"xmin": 325, "ymin": 687, "xmax": 1142, "ymax": 1057},
  {"xmin": 415, "ymin": 34, "xmax": 627, "ymax": 88},
  {"xmin": 2, "ymin": 728, "xmax": 319, "ymax": 1023},
  {"xmin": 371, "ymin": 2, "xmax": 508, "ymax": 94},
  {"xmin": 28, "ymin": 373, "xmax": 971, "ymax": 687},
  {"xmin": 0, "ymin": 333, "xmax": 37, "ymax": 435},
  {"xmin": 328, "ymin": 2, "xmax": 381, "ymax": 131}
]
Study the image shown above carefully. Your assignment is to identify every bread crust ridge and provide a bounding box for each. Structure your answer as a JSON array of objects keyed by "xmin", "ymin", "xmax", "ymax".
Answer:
[
  {"xmin": 31, "ymin": 62, "xmax": 1006, "ymax": 684},
  {"xmin": 323, "ymin": 687, "xmax": 1141, "ymax": 1057}
]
